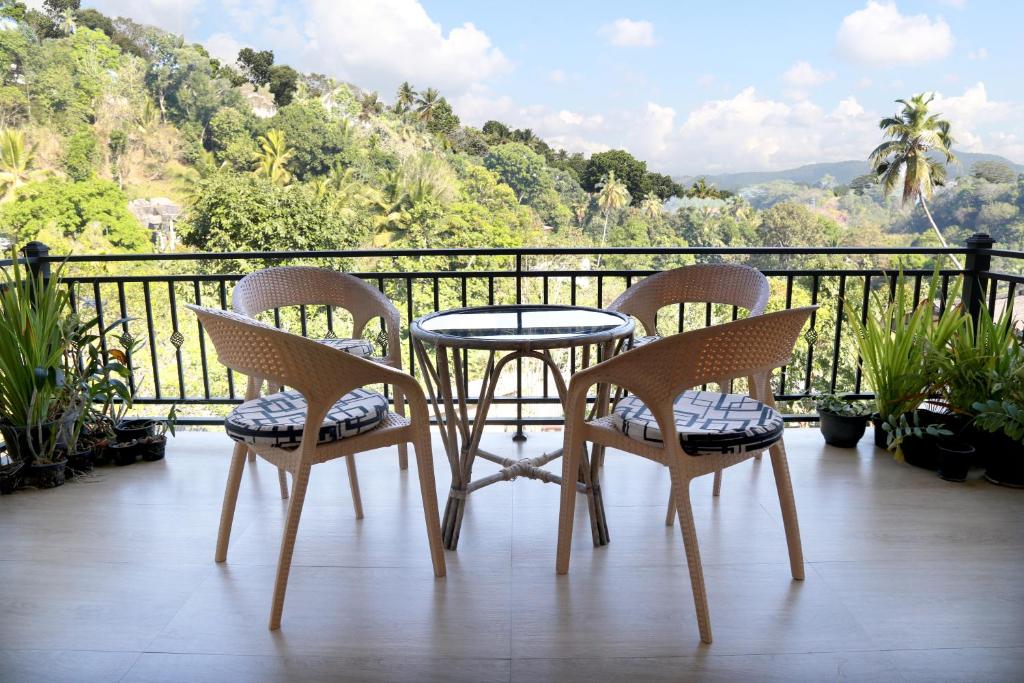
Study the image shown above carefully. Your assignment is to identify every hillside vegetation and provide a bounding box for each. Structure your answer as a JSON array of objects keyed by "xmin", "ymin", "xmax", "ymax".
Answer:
[{"xmin": 0, "ymin": 1, "xmax": 1022, "ymax": 262}]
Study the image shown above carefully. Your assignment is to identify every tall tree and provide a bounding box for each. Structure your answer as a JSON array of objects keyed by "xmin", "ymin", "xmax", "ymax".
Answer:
[
  {"xmin": 415, "ymin": 87, "xmax": 440, "ymax": 125},
  {"xmin": 358, "ymin": 91, "xmax": 383, "ymax": 121},
  {"xmin": 394, "ymin": 81, "xmax": 416, "ymax": 114},
  {"xmin": 582, "ymin": 149, "xmax": 647, "ymax": 203},
  {"xmin": 236, "ymin": 47, "xmax": 274, "ymax": 87},
  {"xmin": 268, "ymin": 64, "xmax": 298, "ymax": 107},
  {"xmin": 595, "ymin": 170, "xmax": 630, "ymax": 266},
  {"xmin": 253, "ymin": 129, "xmax": 292, "ymax": 186},
  {"xmin": 870, "ymin": 93, "xmax": 961, "ymax": 267}
]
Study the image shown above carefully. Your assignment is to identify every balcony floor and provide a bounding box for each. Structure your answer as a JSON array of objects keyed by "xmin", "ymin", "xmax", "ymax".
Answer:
[{"xmin": 1, "ymin": 428, "xmax": 1022, "ymax": 682}]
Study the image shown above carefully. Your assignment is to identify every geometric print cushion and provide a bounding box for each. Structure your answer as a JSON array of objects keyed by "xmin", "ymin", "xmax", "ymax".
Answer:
[
  {"xmin": 225, "ymin": 387, "xmax": 388, "ymax": 450},
  {"xmin": 317, "ymin": 337, "xmax": 374, "ymax": 358},
  {"xmin": 611, "ymin": 390, "xmax": 784, "ymax": 456}
]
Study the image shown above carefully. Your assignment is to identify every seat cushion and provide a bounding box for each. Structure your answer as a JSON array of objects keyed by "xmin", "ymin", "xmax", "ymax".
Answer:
[
  {"xmin": 611, "ymin": 390, "xmax": 783, "ymax": 456},
  {"xmin": 225, "ymin": 387, "xmax": 388, "ymax": 449},
  {"xmin": 317, "ymin": 337, "xmax": 374, "ymax": 357}
]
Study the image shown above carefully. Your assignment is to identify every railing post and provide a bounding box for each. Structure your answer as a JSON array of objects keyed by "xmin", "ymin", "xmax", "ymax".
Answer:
[
  {"xmin": 962, "ymin": 233, "xmax": 994, "ymax": 328},
  {"xmin": 513, "ymin": 253, "xmax": 527, "ymax": 442},
  {"xmin": 21, "ymin": 241, "xmax": 51, "ymax": 284}
]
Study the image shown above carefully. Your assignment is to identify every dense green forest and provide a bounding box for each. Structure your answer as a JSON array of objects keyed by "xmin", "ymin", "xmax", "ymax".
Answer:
[{"xmin": 1, "ymin": 0, "xmax": 1023, "ymax": 419}]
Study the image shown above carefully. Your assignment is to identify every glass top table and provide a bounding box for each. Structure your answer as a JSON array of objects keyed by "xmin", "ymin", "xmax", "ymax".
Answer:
[
  {"xmin": 411, "ymin": 304, "xmax": 633, "ymax": 350},
  {"xmin": 411, "ymin": 305, "xmax": 634, "ymax": 550}
]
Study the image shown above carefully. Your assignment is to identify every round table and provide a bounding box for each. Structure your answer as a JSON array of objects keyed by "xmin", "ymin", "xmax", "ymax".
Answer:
[{"xmin": 411, "ymin": 305, "xmax": 634, "ymax": 550}]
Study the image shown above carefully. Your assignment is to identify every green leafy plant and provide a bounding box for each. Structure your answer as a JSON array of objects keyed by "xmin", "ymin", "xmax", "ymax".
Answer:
[
  {"xmin": 882, "ymin": 411, "xmax": 953, "ymax": 455},
  {"xmin": 972, "ymin": 400, "xmax": 1024, "ymax": 444},
  {"xmin": 813, "ymin": 393, "xmax": 870, "ymax": 417},
  {"xmin": 845, "ymin": 268, "xmax": 966, "ymax": 421}
]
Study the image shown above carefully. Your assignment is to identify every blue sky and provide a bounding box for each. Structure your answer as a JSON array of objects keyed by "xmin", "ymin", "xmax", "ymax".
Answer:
[{"xmin": 81, "ymin": 0, "xmax": 1023, "ymax": 175}]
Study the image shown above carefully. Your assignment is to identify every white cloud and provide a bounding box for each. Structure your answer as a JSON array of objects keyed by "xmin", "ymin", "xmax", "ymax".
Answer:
[
  {"xmin": 597, "ymin": 18, "xmax": 656, "ymax": 47},
  {"xmin": 88, "ymin": 0, "xmax": 202, "ymax": 35},
  {"xmin": 296, "ymin": 0, "xmax": 509, "ymax": 96},
  {"xmin": 932, "ymin": 82, "xmax": 1018, "ymax": 152},
  {"xmin": 204, "ymin": 32, "xmax": 244, "ymax": 64},
  {"xmin": 782, "ymin": 61, "xmax": 835, "ymax": 87},
  {"xmin": 836, "ymin": 2, "xmax": 954, "ymax": 67}
]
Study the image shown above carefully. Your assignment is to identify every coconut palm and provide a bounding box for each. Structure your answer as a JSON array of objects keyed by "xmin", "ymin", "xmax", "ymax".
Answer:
[
  {"xmin": 358, "ymin": 91, "xmax": 383, "ymax": 122},
  {"xmin": 595, "ymin": 171, "xmax": 630, "ymax": 267},
  {"xmin": 640, "ymin": 193, "xmax": 662, "ymax": 219},
  {"xmin": 0, "ymin": 129, "xmax": 38, "ymax": 200},
  {"xmin": 58, "ymin": 8, "xmax": 77, "ymax": 35},
  {"xmin": 253, "ymin": 129, "xmax": 293, "ymax": 186},
  {"xmin": 870, "ymin": 93, "xmax": 961, "ymax": 268},
  {"xmin": 415, "ymin": 87, "xmax": 440, "ymax": 125},
  {"xmin": 394, "ymin": 81, "xmax": 416, "ymax": 114}
]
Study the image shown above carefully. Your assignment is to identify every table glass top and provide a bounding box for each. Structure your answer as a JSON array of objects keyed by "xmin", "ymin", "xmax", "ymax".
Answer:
[{"xmin": 416, "ymin": 305, "xmax": 630, "ymax": 343}]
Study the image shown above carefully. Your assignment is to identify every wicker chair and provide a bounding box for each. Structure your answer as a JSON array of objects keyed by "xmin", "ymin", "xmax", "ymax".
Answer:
[
  {"xmin": 555, "ymin": 307, "xmax": 816, "ymax": 644},
  {"xmin": 233, "ymin": 266, "xmax": 408, "ymax": 512},
  {"xmin": 188, "ymin": 305, "xmax": 445, "ymax": 630},
  {"xmin": 607, "ymin": 263, "xmax": 771, "ymax": 523}
]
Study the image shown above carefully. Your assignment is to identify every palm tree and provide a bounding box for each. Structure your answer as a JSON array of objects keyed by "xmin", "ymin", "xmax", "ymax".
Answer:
[
  {"xmin": 640, "ymin": 193, "xmax": 662, "ymax": 219},
  {"xmin": 358, "ymin": 91, "xmax": 383, "ymax": 122},
  {"xmin": 415, "ymin": 87, "xmax": 440, "ymax": 125},
  {"xmin": 253, "ymin": 129, "xmax": 293, "ymax": 186},
  {"xmin": 0, "ymin": 129, "xmax": 38, "ymax": 200},
  {"xmin": 394, "ymin": 81, "xmax": 416, "ymax": 114},
  {"xmin": 870, "ymin": 93, "xmax": 961, "ymax": 268},
  {"xmin": 595, "ymin": 171, "xmax": 630, "ymax": 267},
  {"xmin": 58, "ymin": 8, "xmax": 77, "ymax": 35}
]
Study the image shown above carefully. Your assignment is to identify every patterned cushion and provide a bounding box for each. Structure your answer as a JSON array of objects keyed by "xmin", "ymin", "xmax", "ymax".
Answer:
[
  {"xmin": 225, "ymin": 387, "xmax": 387, "ymax": 449},
  {"xmin": 317, "ymin": 337, "xmax": 374, "ymax": 357},
  {"xmin": 611, "ymin": 390, "xmax": 783, "ymax": 456}
]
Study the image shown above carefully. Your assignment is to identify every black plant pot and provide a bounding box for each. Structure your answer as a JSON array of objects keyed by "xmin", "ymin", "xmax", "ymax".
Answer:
[
  {"xmin": 65, "ymin": 446, "xmax": 95, "ymax": 475},
  {"xmin": 0, "ymin": 462, "xmax": 23, "ymax": 495},
  {"xmin": 0, "ymin": 421, "xmax": 59, "ymax": 466},
  {"xmin": 982, "ymin": 431, "xmax": 1024, "ymax": 488},
  {"xmin": 871, "ymin": 415, "xmax": 888, "ymax": 449},
  {"xmin": 140, "ymin": 436, "xmax": 166, "ymax": 462},
  {"xmin": 898, "ymin": 409, "xmax": 953, "ymax": 471},
  {"xmin": 114, "ymin": 419, "xmax": 155, "ymax": 443},
  {"xmin": 820, "ymin": 412, "xmax": 868, "ymax": 448},
  {"xmin": 29, "ymin": 459, "xmax": 67, "ymax": 489},
  {"xmin": 937, "ymin": 439, "xmax": 974, "ymax": 482},
  {"xmin": 109, "ymin": 441, "xmax": 141, "ymax": 466}
]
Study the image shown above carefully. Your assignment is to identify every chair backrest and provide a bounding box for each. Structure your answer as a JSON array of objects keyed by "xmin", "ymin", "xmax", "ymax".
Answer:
[
  {"xmin": 586, "ymin": 307, "xmax": 816, "ymax": 412},
  {"xmin": 607, "ymin": 264, "xmax": 770, "ymax": 336},
  {"xmin": 232, "ymin": 266, "xmax": 399, "ymax": 345},
  {"xmin": 188, "ymin": 304, "xmax": 392, "ymax": 413}
]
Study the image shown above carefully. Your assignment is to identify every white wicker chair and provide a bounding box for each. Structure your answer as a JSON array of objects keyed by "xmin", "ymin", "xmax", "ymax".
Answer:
[
  {"xmin": 189, "ymin": 304, "xmax": 444, "ymax": 630},
  {"xmin": 556, "ymin": 307, "xmax": 815, "ymax": 644},
  {"xmin": 232, "ymin": 266, "xmax": 408, "ymax": 513},
  {"xmin": 607, "ymin": 263, "xmax": 771, "ymax": 523}
]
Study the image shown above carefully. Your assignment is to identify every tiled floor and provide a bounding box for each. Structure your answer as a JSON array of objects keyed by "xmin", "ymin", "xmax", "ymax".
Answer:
[{"xmin": 1, "ymin": 428, "xmax": 1022, "ymax": 682}]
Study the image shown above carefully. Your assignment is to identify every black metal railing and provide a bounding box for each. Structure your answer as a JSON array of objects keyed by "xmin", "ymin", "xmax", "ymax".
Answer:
[{"xmin": 7, "ymin": 234, "xmax": 1022, "ymax": 431}]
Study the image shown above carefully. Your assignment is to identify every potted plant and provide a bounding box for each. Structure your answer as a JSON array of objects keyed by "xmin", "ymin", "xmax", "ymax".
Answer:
[
  {"xmin": 972, "ymin": 399, "xmax": 1024, "ymax": 487},
  {"xmin": 0, "ymin": 251, "xmax": 75, "ymax": 487},
  {"xmin": 139, "ymin": 406, "xmax": 177, "ymax": 461},
  {"xmin": 845, "ymin": 269, "xmax": 964, "ymax": 449},
  {"xmin": 813, "ymin": 393, "xmax": 870, "ymax": 447},
  {"xmin": 882, "ymin": 411, "xmax": 956, "ymax": 470}
]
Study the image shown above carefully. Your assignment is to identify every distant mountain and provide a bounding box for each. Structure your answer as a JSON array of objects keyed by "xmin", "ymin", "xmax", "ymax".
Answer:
[{"xmin": 679, "ymin": 151, "xmax": 1024, "ymax": 191}]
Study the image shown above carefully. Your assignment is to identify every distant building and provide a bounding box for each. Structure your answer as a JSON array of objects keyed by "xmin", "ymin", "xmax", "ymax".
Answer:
[{"xmin": 128, "ymin": 198, "xmax": 181, "ymax": 251}]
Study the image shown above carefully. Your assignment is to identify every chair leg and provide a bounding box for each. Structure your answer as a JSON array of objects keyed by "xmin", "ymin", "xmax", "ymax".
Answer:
[
  {"xmin": 393, "ymin": 386, "xmax": 409, "ymax": 470},
  {"xmin": 215, "ymin": 441, "xmax": 249, "ymax": 563},
  {"xmin": 671, "ymin": 469, "xmax": 713, "ymax": 644},
  {"xmin": 556, "ymin": 424, "xmax": 584, "ymax": 575},
  {"xmin": 412, "ymin": 430, "xmax": 446, "ymax": 577},
  {"xmin": 768, "ymin": 439, "xmax": 804, "ymax": 580},
  {"xmin": 664, "ymin": 488, "xmax": 676, "ymax": 526},
  {"xmin": 712, "ymin": 469, "xmax": 723, "ymax": 497},
  {"xmin": 345, "ymin": 455, "xmax": 364, "ymax": 520},
  {"xmin": 277, "ymin": 467, "xmax": 289, "ymax": 499},
  {"xmin": 247, "ymin": 449, "xmax": 256, "ymax": 463},
  {"xmin": 269, "ymin": 463, "xmax": 312, "ymax": 630}
]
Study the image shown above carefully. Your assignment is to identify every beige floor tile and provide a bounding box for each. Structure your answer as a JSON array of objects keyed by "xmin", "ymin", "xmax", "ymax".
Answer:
[
  {"xmin": 890, "ymin": 646, "xmax": 1024, "ymax": 683},
  {"xmin": 0, "ymin": 650, "xmax": 140, "ymax": 683}
]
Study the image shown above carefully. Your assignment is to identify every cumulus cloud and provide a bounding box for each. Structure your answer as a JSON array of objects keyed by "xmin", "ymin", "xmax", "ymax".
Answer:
[
  {"xmin": 932, "ymin": 82, "xmax": 1018, "ymax": 152},
  {"xmin": 836, "ymin": 2, "xmax": 954, "ymax": 67},
  {"xmin": 597, "ymin": 18, "xmax": 656, "ymax": 47},
  {"xmin": 88, "ymin": 0, "xmax": 202, "ymax": 35},
  {"xmin": 204, "ymin": 32, "xmax": 244, "ymax": 64},
  {"xmin": 782, "ymin": 61, "xmax": 835, "ymax": 87}
]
